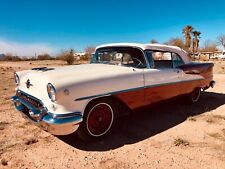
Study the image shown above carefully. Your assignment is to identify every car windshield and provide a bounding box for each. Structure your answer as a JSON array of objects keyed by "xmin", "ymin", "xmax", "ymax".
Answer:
[{"xmin": 91, "ymin": 47, "xmax": 146, "ymax": 68}]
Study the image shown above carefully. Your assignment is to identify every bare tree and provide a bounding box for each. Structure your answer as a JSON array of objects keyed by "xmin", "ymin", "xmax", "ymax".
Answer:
[
  {"xmin": 217, "ymin": 35, "xmax": 225, "ymax": 49},
  {"xmin": 166, "ymin": 38, "xmax": 185, "ymax": 49},
  {"xmin": 150, "ymin": 39, "xmax": 158, "ymax": 44},
  {"xmin": 200, "ymin": 40, "xmax": 218, "ymax": 52},
  {"xmin": 84, "ymin": 46, "xmax": 96, "ymax": 59}
]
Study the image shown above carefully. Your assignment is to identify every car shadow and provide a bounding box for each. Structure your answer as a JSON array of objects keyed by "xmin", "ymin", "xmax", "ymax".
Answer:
[{"xmin": 57, "ymin": 91, "xmax": 225, "ymax": 151}]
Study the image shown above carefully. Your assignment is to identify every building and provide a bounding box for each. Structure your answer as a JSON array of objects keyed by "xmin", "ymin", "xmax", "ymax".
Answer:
[{"xmin": 74, "ymin": 52, "xmax": 86, "ymax": 60}]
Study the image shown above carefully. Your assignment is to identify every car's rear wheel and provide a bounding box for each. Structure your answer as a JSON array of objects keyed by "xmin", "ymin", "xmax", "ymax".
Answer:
[
  {"xmin": 77, "ymin": 98, "xmax": 117, "ymax": 141},
  {"xmin": 189, "ymin": 88, "xmax": 201, "ymax": 103}
]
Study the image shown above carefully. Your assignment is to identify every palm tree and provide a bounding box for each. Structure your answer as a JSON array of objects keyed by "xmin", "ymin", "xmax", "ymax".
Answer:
[
  {"xmin": 192, "ymin": 31, "xmax": 201, "ymax": 53},
  {"xmin": 182, "ymin": 25, "xmax": 193, "ymax": 49}
]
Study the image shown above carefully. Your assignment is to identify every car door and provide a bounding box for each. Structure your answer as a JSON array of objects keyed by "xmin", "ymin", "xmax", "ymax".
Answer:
[
  {"xmin": 114, "ymin": 67, "xmax": 145, "ymax": 110},
  {"xmin": 100, "ymin": 47, "xmax": 146, "ymax": 110},
  {"xmin": 144, "ymin": 51, "xmax": 181, "ymax": 105}
]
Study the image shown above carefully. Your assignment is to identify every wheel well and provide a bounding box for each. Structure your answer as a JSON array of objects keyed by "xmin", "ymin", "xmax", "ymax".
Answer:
[{"xmin": 85, "ymin": 96, "xmax": 131, "ymax": 117}]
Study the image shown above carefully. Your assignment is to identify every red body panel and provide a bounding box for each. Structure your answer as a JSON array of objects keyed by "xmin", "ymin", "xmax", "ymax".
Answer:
[{"xmin": 114, "ymin": 62, "xmax": 214, "ymax": 110}]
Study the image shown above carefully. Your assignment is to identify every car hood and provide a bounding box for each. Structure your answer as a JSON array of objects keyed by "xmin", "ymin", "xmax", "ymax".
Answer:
[{"xmin": 22, "ymin": 63, "xmax": 138, "ymax": 89}]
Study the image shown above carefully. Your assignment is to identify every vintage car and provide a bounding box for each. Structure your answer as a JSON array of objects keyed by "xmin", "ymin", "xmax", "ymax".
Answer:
[{"xmin": 12, "ymin": 43, "xmax": 215, "ymax": 140}]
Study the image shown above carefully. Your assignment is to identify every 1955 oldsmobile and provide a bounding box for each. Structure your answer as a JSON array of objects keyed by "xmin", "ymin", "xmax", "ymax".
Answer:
[{"xmin": 12, "ymin": 43, "xmax": 215, "ymax": 140}]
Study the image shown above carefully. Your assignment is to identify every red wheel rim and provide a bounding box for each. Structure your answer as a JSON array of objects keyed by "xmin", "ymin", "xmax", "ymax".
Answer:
[{"xmin": 87, "ymin": 103, "xmax": 113, "ymax": 136}]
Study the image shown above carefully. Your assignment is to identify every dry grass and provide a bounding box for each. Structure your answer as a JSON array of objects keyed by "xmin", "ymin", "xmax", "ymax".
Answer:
[
  {"xmin": 174, "ymin": 138, "xmax": 190, "ymax": 146},
  {"xmin": 1, "ymin": 159, "xmax": 8, "ymax": 166},
  {"xmin": 206, "ymin": 118, "xmax": 215, "ymax": 123},
  {"xmin": 0, "ymin": 122, "xmax": 9, "ymax": 130},
  {"xmin": 24, "ymin": 137, "xmax": 38, "ymax": 145},
  {"xmin": 222, "ymin": 129, "xmax": 225, "ymax": 136},
  {"xmin": 188, "ymin": 116, "xmax": 197, "ymax": 122},
  {"xmin": 208, "ymin": 133, "xmax": 225, "ymax": 141},
  {"xmin": 0, "ymin": 141, "xmax": 19, "ymax": 155},
  {"xmin": 213, "ymin": 115, "xmax": 225, "ymax": 120},
  {"xmin": 208, "ymin": 128, "xmax": 225, "ymax": 141},
  {"xmin": 206, "ymin": 114, "xmax": 225, "ymax": 124}
]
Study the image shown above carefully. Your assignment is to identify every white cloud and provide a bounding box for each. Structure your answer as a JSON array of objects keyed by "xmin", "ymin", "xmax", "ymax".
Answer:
[{"xmin": 0, "ymin": 38, "xmax": 55, "ymax": 57}]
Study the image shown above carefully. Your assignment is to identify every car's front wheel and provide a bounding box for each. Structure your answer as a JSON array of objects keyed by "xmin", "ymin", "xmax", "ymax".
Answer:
[{"xmin": 77, "ymin": 98, "xmax": 116, "ymax": 141}]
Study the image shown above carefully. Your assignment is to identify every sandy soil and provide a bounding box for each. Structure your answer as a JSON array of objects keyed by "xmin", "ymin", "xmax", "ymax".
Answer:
[{"xmin": 0, "ymin": 60, "xmax": 225, "ymax": 169}]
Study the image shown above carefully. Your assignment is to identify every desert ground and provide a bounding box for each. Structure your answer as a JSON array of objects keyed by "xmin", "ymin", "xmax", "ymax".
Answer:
[{"xmin": 0, "ymin": 60, "xmax": 225, "ymax": 169}]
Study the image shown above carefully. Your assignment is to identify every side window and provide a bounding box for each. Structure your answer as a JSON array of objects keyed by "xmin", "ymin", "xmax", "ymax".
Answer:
[
  {"xmin": 152, "ymin": 51, "xmax": 173, "ymax": 69},
  {"xmin": 120, "ymin": 49, "xmax": 146, "ymax": 69},
  {"xmin": 94, "ymin": 47, "xmax": 147, "ymax": 69},
  {"xmin": 172, "ymin": 53, "xmax": 184, "ymax": 68},
  {"xmin": 121, "ymin": 53, "xmax": 134, "ymax": 66}
]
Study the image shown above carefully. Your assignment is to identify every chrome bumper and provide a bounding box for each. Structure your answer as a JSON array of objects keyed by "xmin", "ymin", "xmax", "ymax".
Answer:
[{"xmin": 11, "ymin": 95, "xmax": 83, "ymax": 135}]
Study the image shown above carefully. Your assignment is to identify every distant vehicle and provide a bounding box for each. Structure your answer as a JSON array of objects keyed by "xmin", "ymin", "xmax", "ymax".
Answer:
[{"xmin": 12, "ymin": 43, "xmax": 215, "ymax": 140}]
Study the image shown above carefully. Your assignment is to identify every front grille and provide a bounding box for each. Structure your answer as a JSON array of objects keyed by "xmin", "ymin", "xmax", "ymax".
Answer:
[{"xmin": 16, "ymin": 91, "xmax": 43, "ymax": 109}]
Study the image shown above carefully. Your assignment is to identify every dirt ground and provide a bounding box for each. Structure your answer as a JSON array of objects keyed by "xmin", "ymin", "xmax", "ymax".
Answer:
[{"xmin": 0, "ymin": 60, "xmax": 225, "ymax": 169}]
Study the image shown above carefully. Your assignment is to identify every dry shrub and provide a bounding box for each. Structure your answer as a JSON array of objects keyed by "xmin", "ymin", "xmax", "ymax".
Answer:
[
  {"xmin": 57, "ymin": 49, "xmax": 75, "ymax": 65},
  {"xmin": 25, "ymin": 138, "xmax": 38, "ymax": 145},
  {"xmin": 174, "ymin": 138, "xmax": 189, "ymax": 146},
  {"xmin": 37, "ymin": 53, "xmax": 54, "ymax": 60}
]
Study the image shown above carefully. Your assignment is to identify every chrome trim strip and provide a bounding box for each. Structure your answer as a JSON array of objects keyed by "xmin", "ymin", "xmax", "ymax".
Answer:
[
  {"xmin": 144, "ymin": 78, "xmax": 204, "ymax": 89},
  {"xmin": 75, "ymin": 86, "xmax": 144, "ymax": 101},
  {"xmin": 42, "ymin": 114, "xmax": 82, "ymax": 125},
  {"xmin": 48, "ymin": 112, "xmax": 82, "ymax": 119},
  {"xmin": 75, "ymin": 78, "xmax": 204, "ymax": 101}
]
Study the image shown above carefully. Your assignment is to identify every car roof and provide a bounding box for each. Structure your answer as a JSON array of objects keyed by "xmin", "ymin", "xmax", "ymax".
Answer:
[{"xmin": 96, "ymin": 43, "xmax": 190, "ymax": 63}]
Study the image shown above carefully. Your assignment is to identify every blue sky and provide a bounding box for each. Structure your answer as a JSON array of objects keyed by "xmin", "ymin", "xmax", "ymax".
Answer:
[{"xmin": 0, "ymin": 0, "xmax": 225, "ymax": 56}]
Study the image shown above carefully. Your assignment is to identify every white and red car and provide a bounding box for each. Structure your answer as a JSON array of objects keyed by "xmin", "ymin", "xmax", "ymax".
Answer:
[{"xmin": 12, "ymin": 43, "xmax": 215, "ymax": 140}]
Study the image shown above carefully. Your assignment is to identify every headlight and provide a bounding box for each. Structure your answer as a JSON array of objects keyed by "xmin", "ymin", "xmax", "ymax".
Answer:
[
  {"xmin": 14, "ymin": 73, "xmax": 20, "ymax": 85},
  {"xmin": 47, "ymin": 83, "xmax": 56, "ymax": 102}
]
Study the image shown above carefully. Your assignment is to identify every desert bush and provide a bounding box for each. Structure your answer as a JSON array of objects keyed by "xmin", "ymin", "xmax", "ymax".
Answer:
[
  {"xmin": 0, "ymin": 55, "xmax": 22, "ymax": 61},
  {"xmin": 80, "ymin": 54, "xmax": 91, "ymax": 61},
  {"xmin": 37, "ymin": 53, "xmax": 53, "ymax": 60},
  {"xmin": 200, "ymin": 40, "xmax": 218, "ymax": 52},
  {"xmin": 84, "ymin": 46, "xmax": 95, "ymax": 60},
  {"xmin": 174, "ymin": 138, "xmax": 189, "ymax": 146},
  {"xmin": 57, "ymin": 49, "xmax": 75, "ymax": 65}
]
